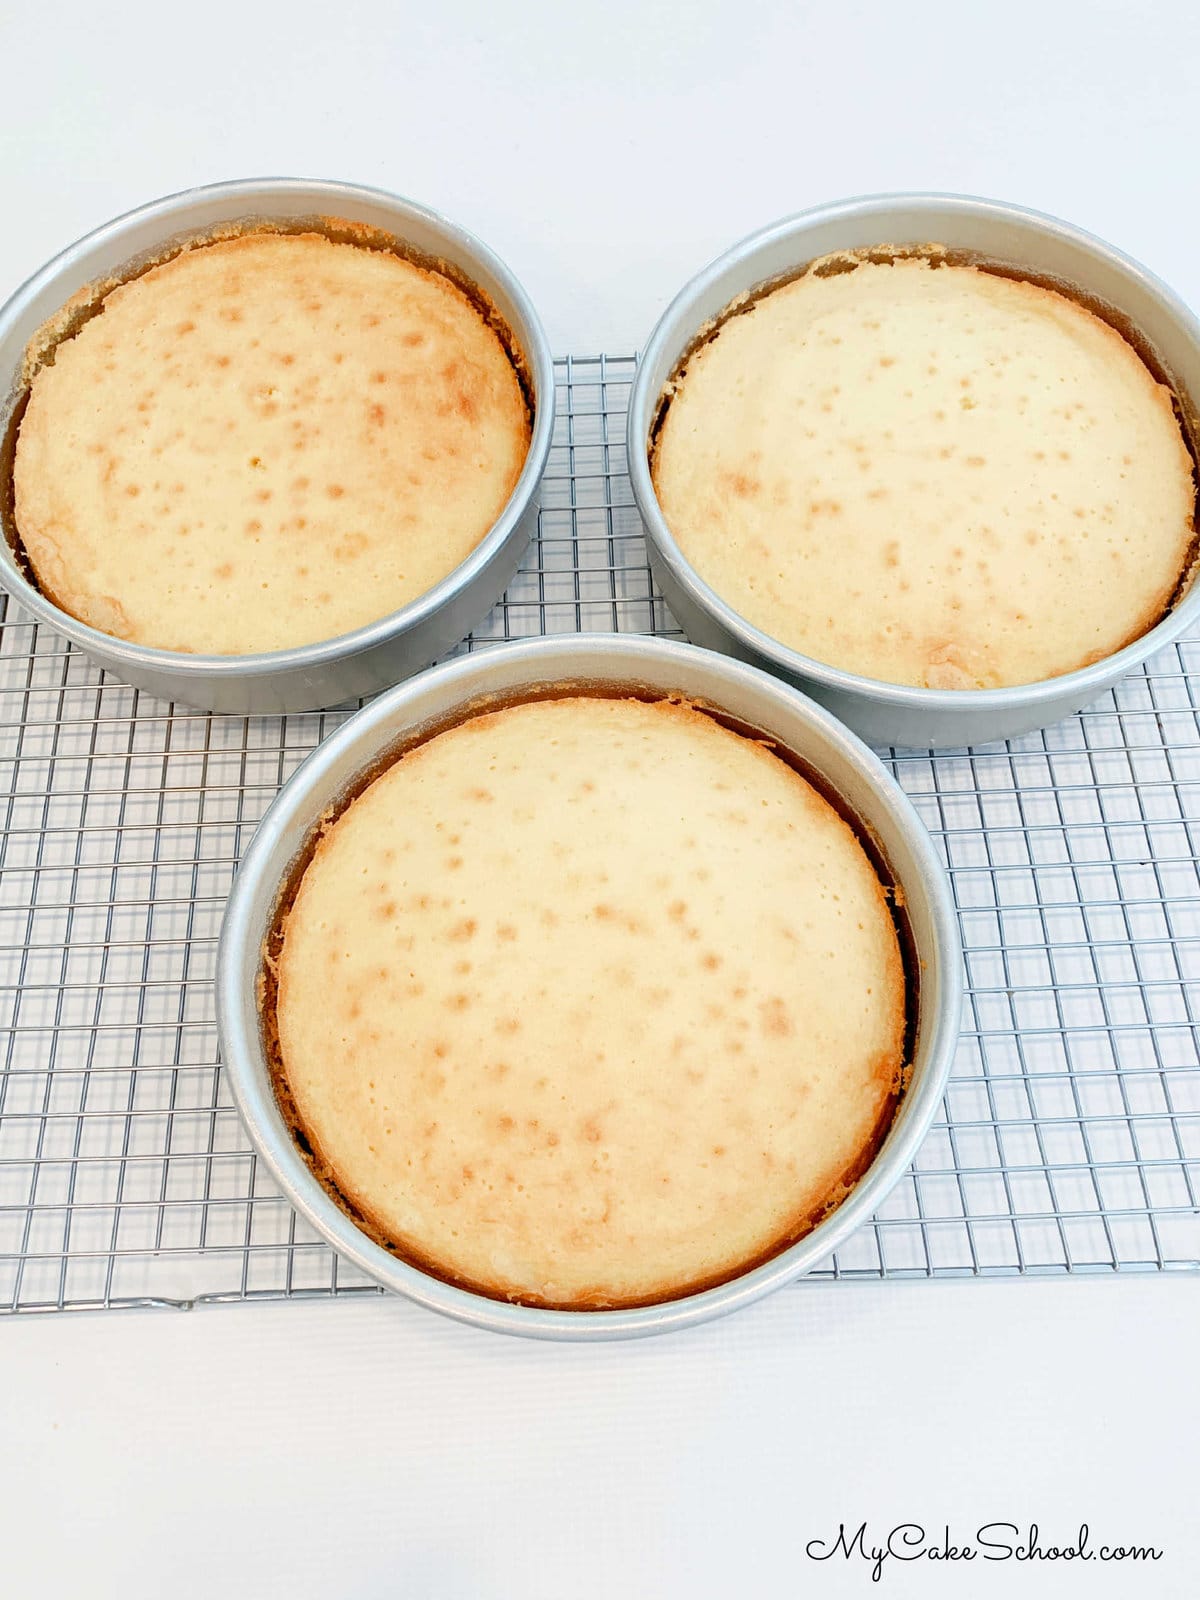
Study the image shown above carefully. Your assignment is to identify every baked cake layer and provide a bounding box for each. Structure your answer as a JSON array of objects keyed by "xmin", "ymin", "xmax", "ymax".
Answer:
[
  {"xmin": 272, "ymin": 694, "xmax": 906, "ymax": 1309},
  {"xmin": 14, "ymin": 231, "xmax": 530, "ymax": 653},
  {"xmin": 652, "ymin": 258, "xmax": 1195, "ymax": 689}
]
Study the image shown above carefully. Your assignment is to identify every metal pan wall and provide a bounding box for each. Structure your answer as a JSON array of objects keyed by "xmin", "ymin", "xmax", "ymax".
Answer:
[
  {"xmin": 0, "ymin": 177, "xmax": 555, "ymax": 713},
  {"xmin": 627, "ymin": 193, "xmax": 1200, "ymax": 748},
  {"xmin": 216, "ymin": 635, "xmax": 962, "ymax": 1339}
]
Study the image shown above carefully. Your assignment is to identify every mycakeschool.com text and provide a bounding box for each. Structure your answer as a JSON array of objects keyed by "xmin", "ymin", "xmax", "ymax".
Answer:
[{"xmin": 804, "ymin": 1522, "xmax": 1163, "ymax": 1583}]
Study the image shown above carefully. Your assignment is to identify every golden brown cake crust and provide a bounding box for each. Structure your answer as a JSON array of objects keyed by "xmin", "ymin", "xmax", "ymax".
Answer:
[
  {"xmin": 12, "ymin": 230, "xmax": 530, "ymax": 654},
  {"xmin": 651, "ymin": 256, "xmax": 1196, "ymax": 690},
  {"xmin": 267, "ymin": 694, "xmax": 908, "ymax": 1310}
]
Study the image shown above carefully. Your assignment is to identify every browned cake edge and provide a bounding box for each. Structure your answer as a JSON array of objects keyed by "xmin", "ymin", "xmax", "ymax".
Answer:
[
  {"xmin": 1, "ymin": 216, "xmax": 535, "ymax": 623},
  {"xmin": 648, "ymin": 245, "xmax": 1200, "ymax": 658},
  {"xmin": 258, "ymin": 687, "xmax": 917, "ymax": 1311}
]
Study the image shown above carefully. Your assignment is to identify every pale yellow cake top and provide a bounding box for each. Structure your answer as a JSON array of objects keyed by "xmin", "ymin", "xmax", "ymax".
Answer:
[
  {"xmin": 13, "ymin": 231, "xmax": 530, "ymax": 653},
  {"xmin": 273, "ymin": 694, "xmax": 906, "ymax": 1310},
  {"xmin": 652, "ymin": 258, "xmax": 1196, "ymax": 690}
]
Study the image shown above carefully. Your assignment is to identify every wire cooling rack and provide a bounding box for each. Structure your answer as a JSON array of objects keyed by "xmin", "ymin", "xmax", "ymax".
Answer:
[{"xmin": 1, "ymin": 353, "xmax": 1198, "ymax": 1314}]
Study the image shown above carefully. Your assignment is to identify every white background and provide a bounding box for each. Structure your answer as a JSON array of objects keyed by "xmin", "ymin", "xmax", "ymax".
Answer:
[
  {"xmin": 2, "ymin": 0, "xmax": 1200, "ymax": 355},
  {"xmin": 1, "ymin": 2, "xmax": 1198, "ymax": 1595},
  {"xmin": 2, "ymin": 1277, "xmax": 1197, "ymax": 1598}
]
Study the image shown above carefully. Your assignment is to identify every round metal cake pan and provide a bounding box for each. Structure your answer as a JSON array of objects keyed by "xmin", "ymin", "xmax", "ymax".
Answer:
[
  {"xmin": 217, "ymin": 634, "xmax": 962, "ymax": 1340},
  {"xmin": 627, "ymin": 193, "xmax": 1200, "ymax": 749},
  {"xmin": 0, "ymin": 177, "xmax": 555, "ymax": 714}
]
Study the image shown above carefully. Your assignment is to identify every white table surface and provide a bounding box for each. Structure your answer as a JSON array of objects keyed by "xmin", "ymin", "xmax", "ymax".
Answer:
[{"xmin": 2, "ymin": 2, "xmax": 1198, "ymax": 1593}]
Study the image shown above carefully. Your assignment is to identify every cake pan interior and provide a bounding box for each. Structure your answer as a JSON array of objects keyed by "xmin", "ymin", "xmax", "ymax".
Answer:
[
  {"xmin": 0, "ymin": 177, "xmax": 555, "ymax": 713},
  {"xmin": 217, "ymin": 635, "xmax": 962, "ymax": 1339},
  {"xmin": 628, "ymin": 194, "xmax": 1200, "ymax": 749}
]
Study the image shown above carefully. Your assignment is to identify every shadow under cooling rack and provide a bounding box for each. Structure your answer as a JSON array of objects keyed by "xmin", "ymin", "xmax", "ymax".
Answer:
[{"xmin": 0, "ymin": 354, "xmax": 1198, "ymax": 1313}]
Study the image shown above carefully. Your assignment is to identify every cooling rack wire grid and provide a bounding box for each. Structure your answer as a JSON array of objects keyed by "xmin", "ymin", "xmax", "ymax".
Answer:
[{"xmin": 1, "ymin": 354, "xmax": 1197, "ymax": 1313}]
